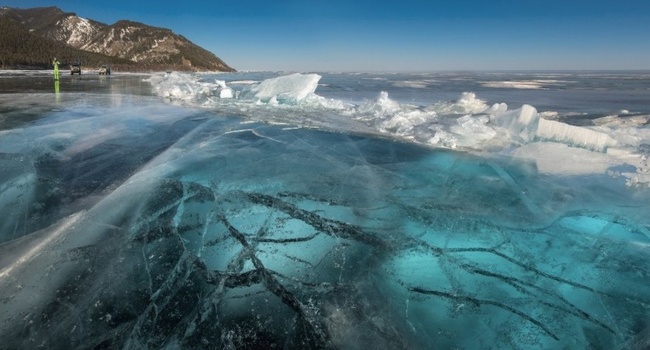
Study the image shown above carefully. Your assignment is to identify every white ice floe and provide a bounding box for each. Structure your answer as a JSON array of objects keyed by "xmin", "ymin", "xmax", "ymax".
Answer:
[
  {"xmin": 490, "ymin": 105, "xmax": 649, "ymax": 186},
  {"xmin": 215, "ymin": 80, "xmax": 234, "ymax": 99},
  {"xmin": 148, "ymin": 72, "xmax": 235, "ymax": 102},
  {"xmin": 535, "ymin": 118, "xmax": 617, "ymax": 152},
  {"xmin": 242, "ymin": 73, "xmax": 321, "ymax": 104}
]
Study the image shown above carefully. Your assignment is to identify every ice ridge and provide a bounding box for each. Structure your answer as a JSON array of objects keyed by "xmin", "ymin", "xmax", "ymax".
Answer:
[{"xmin": 146, "ymin": 73, "xmax": 649, "ymax": 186}]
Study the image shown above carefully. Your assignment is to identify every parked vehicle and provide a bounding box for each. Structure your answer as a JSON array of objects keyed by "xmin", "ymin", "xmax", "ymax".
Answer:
[
  {"xmin": 70, "ymin": 64, "xmax": 81, "ymax": 75},
  {"xmin": 99, "ymin": 65, "xmax": 111, "ymax": 75}
]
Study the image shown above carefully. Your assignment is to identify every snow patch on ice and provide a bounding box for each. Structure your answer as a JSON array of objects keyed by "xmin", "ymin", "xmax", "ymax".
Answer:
[
  {"xmin": 228, "ymin": 80, "xmax": 258, "ymax": 85},
  {"xmin": 480, "ymin": 80, "xmax": 570, "ymax": 89},
  {"xmin": 391, "ymin": 80, "xmax": 436, "ymax": 89}
]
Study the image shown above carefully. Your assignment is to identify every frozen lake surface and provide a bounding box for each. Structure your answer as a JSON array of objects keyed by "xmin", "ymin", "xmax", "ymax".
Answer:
[{"xmin": 1, "ymin": 71, "xmax": 649, "ymax": 349}]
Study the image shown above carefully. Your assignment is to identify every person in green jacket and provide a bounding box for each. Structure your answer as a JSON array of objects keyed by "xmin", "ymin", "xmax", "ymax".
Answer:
[{"xmin": 53, "ymin": 58, "xmax": 60, "ymax": 80}]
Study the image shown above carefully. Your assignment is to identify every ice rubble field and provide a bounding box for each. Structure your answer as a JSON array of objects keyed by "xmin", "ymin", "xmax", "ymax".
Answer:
[
  {"xmin": 150, "ymin": 72, "xmax": 650, "ymax": 186},
  {"xmin": 0, "ymin": 73, "xmax": 649, "ymax": 349}
]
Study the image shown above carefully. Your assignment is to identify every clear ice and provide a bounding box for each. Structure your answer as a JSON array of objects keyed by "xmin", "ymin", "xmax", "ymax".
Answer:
[{"xmin": 1, "ymin": 74, "xmax": 649, "ymax": 349}]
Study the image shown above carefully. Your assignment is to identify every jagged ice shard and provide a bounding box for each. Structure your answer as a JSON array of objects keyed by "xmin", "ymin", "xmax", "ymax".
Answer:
[{"xmin": 1, "ymin": 71, "xmax": 649, "ymax": 349}]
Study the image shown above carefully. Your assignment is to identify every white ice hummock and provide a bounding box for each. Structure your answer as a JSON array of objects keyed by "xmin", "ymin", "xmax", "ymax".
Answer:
[
  {"xmin": 243, "ymin": 73, "xmax": 321, "ymax": 104},
  {"xmin": 215, "ymin": 80, "xmax": 233, "ymax": 99}
]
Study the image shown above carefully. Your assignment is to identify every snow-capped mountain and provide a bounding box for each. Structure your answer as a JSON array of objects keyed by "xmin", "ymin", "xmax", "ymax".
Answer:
[{"xmin": 0, "ymin": 6, "xmax": 234, "ymax": 72}]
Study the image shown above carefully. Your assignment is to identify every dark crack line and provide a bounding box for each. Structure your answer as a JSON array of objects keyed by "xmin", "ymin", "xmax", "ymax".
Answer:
[
  {"xmin": 276, "ymin": 252, "xmax": 316, "ymax": 268},
  {"xmin": 204, "ymin": 267, "xmax": 336, "ymax": 294},
  {"xmin": 277, "ymin": 191, "xmax": 348, "ymax": 207},
  {"xmin": 236, "ymin": 191, "xmax": 623, "ymax": 344},
  {"xmin": 126, "ymin": 250, "xmax": 198, "ymax": 348},
  {"xmin": 218, "ymin": 214, "xmax": 330, "ymax": 348},
  {"xmin": 270, "ymin": 270, "xmax": 337, "ymax": 291},
  {"xmin": 454, "ymin": 261, "xmax": 616, "ymax": 334},
  {"xmin": 130, "ymin": 189, "xmax": 200, "ymax": 239},
  {"xmin": 444, "ymin": 247, "xmax": 604, "ymax": 295},
  {"xmin": 206, "ymin": 269, "xmax": 264, "ymax": 289},
  {"xmin": 406, "ymin": 285, "xmax": 560, "ymax": 341},
  {"xmin": 255, "ymin": 231, "xmax": 321, "ymax": 243},
  {"xmin": 245, "ymin": 192, "xmax": 391, "ymax": 250}
]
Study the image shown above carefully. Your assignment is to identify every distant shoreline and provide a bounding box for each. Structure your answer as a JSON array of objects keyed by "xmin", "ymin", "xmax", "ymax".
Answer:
[
  {"xmin": 0, "ymin": 69, "xmax": 228, "ymax": 76},
  {"xmin": 0, "ymin": 65, "xmax": 234, "ymax": 74},
  {"xmin": 3, "ymin": 68, "xmax": 649, "ymax": 76}
]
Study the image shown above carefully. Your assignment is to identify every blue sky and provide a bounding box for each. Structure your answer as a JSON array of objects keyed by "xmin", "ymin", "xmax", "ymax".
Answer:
[{"xmin": 4, "ymin": 1, "xmax": 650, "ymax": 71}]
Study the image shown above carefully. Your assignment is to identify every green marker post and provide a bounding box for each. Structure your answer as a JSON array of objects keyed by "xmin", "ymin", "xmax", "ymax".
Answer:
[{"xmin": 53, "ymin": 58, "xmax": 60, "ymax": 80}]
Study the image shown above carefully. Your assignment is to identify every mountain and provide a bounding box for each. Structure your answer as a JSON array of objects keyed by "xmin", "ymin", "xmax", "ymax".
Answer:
[
  {"xmin": 0, "ymin": 14, "xmax": 132, "ymax": 70},
  {"xmin": 0, "ymin": 6, "xmax": 235, "ymax": 72}
]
